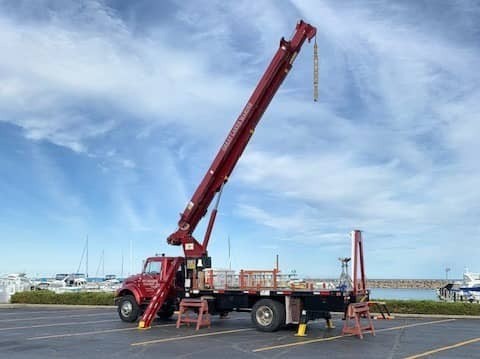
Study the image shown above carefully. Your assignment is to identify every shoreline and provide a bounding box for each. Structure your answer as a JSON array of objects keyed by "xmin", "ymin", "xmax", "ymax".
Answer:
[{"xmin": 313, "ymin": 279, "xmax": 450, "ymax": 289}]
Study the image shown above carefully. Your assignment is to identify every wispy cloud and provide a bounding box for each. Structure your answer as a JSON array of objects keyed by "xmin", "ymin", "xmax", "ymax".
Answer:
[
  {"xmin": 231, "ymin": 0, "xmax": 480, "ymax": 274},
  {"xmin": 0, "ymin": 1, "xmax": 248, "ymax": 153},
  {"xmin": 0, "ymin": 0, "xmax": 479, "ymax": 277}
]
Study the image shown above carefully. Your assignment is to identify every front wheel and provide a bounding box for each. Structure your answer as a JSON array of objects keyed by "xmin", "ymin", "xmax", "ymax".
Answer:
[
  {"xmin": 118, "ymin": 295, "xmax": 140, "ymax": 322},
  {"xmin": 251, "ymin": 299, "xmax": 285, "ymax": 332}
]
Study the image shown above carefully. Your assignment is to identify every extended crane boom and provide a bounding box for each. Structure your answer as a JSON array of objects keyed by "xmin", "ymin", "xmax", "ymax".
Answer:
[{"xmin": 167, "ymin": 20, "xmax": 317, "ymax": 258}]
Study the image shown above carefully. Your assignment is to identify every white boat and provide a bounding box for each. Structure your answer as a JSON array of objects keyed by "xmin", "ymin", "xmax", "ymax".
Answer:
[
  {"xmin": 437, "ymin": 269, "xmax": 480, "ymax": 302},
  {"xmin": 83, "ymin": 276, "xmax": 122, "ymax": 292},
  {"xmin": 32, "ymin": 272, "xmax": 122, "ymax": 293},
  {"xmin": 459, "ymin": 271, "xmax": 480, "ymax": 290},
  {"xmin": 48, "ymin": 273, "xmax": 88, "ymax": 293},
  {"xmin": 0, "ymin": 273, "xmax": 33, "ymax": 303},
  {"xmin": 458, "ymin": 271, "xmax": 480, "ymax": 301}
]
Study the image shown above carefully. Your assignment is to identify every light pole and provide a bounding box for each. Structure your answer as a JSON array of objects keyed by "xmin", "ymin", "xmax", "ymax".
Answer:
[{"xmin": 445, "ymin": 267, "xmax": 451, "ymax": 281}]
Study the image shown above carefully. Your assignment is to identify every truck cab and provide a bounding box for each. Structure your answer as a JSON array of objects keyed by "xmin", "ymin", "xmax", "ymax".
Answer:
[{"xmin": 115, "ymin": 256, "xmax": 185, "ymax": 322}]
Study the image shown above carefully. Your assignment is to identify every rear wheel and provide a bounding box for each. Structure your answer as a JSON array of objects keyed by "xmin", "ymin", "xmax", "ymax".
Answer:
[
  {"xmin": 251, "ymin": 299, "xmax": 285, "ymax": 332},
  {"xmin": 118, "ymin": 295, "xmax": 139, "ymax": 322}
]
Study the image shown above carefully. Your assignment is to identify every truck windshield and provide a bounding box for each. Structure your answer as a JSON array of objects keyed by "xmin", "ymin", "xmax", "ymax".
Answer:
[{"xmin": 145, "ymin": 261, "xmax": 162, "ymax": 275}]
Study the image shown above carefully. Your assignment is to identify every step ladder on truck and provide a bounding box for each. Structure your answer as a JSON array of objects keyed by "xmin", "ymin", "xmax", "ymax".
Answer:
[{"xmin": 114, "ymin": 20, "xmax": 370, "ymax": 333}]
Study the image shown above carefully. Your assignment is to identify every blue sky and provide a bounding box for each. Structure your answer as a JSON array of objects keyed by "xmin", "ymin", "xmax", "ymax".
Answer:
[{"xmin": 0, "ymin": 0, "xmax": 479, "ymax": 279}]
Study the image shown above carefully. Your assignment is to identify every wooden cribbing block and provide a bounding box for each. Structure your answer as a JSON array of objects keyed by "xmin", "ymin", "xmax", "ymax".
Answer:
[
  {"xmin": 342, "ymin": 302, "xmax": 375, "ymax": 339},
  {"xmin": 176, "ymin": 298, "xmax": 211, "ymax": 331}
]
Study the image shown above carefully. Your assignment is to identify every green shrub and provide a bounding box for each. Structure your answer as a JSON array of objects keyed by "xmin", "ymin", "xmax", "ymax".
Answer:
[
  {"xmin": 10, "ymin": 291, "xmax": 115, "ymax": 306},
  {"xmin": 381, "ymin": 300, "xmax": 480, "ymax": 316},
  {"xmin": 10, "ymin": 292, "xmax": 480, "ymax": 315}
]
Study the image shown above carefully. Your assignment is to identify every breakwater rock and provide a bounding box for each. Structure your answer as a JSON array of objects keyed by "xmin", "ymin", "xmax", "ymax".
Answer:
[
  {"xmin": 366, "ymin": 279, "xmax": 449, "ymax": 289},
  {"xmin": 314, "ymin": 279, "xmax": 451, "ymax": 289}
]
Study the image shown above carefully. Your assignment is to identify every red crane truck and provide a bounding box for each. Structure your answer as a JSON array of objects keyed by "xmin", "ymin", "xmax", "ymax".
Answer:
[{"xmin": 114, "ymin": 20, "xmax": 368, "ymax": 332}]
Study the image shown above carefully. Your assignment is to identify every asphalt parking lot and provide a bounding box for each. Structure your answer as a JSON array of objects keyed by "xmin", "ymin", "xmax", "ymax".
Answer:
[{"xmin": 0, "ymin": 306, "xmax": 479, "ymax": 358}]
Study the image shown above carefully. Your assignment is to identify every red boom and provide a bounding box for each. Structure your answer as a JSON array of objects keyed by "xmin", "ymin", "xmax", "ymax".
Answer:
[{"xmin": 167, "ymin": 20, "xmax": 317, "ymax": 257}]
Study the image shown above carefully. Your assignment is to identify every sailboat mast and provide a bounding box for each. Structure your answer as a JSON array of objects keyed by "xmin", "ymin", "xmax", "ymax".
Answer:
[
  {"xmin": 130, "ymin": 239, "xmax": 133, "ymax": 275},
  {"xmin": 86, "ymin": 235, "xmax": 89, "ymax": 278},
  {"xmin": 228, "ymin": 236, "xmax": 231, "ymax": 271},
  {"xmin": 121, "ymin": 250, "xmax": 124, "ymax": 278}
]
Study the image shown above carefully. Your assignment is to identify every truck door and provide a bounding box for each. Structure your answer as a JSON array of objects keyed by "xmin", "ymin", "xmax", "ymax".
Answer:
[{"xmin": 141, "ymin": 260, "xmax": 163, "ymax": 298}]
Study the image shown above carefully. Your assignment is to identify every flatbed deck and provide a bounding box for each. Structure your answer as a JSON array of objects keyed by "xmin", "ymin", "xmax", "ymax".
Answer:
[{"xmin": 186, "ymin": 287, "xmax": 361, "ymax": 317}]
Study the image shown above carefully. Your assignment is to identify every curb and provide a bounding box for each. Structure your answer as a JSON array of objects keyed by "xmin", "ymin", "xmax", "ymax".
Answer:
[
  {"xmin": 0, "ymin": 303, "xmax": 115, "ymax": 309},
  {"xmin": 331, "ymin": 311, "xmax": 480, "ymax": 319},
  {"xmin": 382, "ymin": 313, "xmax": 480, "ymax": 320},
  {"xmin": 1, "ymin": 305, "xmax": 479, "ymax": 318}
]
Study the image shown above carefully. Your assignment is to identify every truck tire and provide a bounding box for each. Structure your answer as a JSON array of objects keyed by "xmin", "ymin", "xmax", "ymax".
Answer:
[
  {"xmin": 118, "ymin": 295, "xmax": 140, "ymax": 322},
  {"xmin": 251, "ymin": 299, "xmax": 285, "ymax": 332}
]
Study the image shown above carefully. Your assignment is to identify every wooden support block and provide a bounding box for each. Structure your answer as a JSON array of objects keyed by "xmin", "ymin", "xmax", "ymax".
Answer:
[
  {"xmin": 342, "ymin": 303, "xmax": 375, "ymax": 339},
  {"xmin": 368, "ymin": 301, "xmax": 393, "ymax": 320},
  {"xmin": 176, "ymin": 298, "xmax": 211, "ymax": 331}
]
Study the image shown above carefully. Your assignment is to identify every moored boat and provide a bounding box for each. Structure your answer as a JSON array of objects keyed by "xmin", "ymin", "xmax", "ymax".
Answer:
[{"xmin": 437, "ymin": 269, "xmax": 480, "ymax": 303}]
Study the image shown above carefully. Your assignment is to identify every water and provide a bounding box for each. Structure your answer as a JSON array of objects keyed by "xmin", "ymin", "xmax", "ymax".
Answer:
[
  {"xmin": 35, "ymin": 276, "xmax": 125, "ymax": 283},
  {"xmin": 87, "ymin": 277, "xmax": 124, "ymax": 283},
  {"xmin": 370, "ymin": 288, "xmax": 438, "ymax": 301}
]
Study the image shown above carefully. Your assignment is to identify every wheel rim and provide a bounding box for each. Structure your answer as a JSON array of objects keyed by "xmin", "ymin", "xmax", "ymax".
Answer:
[
  {"xmin": 121, "ymin": 301, "xmax": 133, "ymax": 317},
  {"xmin": 256, "ymin": 305, "xmax": 274, "ymax": 326}
]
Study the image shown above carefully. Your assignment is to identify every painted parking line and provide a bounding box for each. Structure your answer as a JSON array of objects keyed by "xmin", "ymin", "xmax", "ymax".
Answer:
[
  {"xmin": 0, "ymin": 310, "xmax": 74, "ymax": 316},
  {"xmin": 0, "ymin": 312, "xmax": 114, "ymax": 322},
  {"xmin": 25, "ymin": 315, "xmax": 249, "ymax": 340},
  {"xmin": 0, "ymin": 309, "xmax": 114, "ymax": 316},
  {"xmin": 28, "ymin": 323, "xmax": 176, "ymax": 340},
  {"xmin": 131, "ymin": 328, "xmax": 253, "ymax": 346},
  {"xmin": 253, "ymin": 319, "xmax": 456, "ymax": 352},
  {"xmin": 374, "ymin": 318, "xmax": 455, "ymax": 333},
  {"xmin": 404, "ymin": 337, "xmax": 480, "ymax": 359},
  {"xmin": 0, "ymin": 319, "xmax": 118, "ymax": 331}
]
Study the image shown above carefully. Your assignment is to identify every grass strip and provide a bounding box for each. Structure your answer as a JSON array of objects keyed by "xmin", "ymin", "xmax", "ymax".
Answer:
[
  {"xmin": 10, "ymin": 292, "xmax": 480, "ymax": 315},
  {"xmin": 382, "ymin": 299, "xmax": 480, "ymax": 316},
  {"xmin": 10, "ymin": 291, "xmax": 115, "ymax": 306}
]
